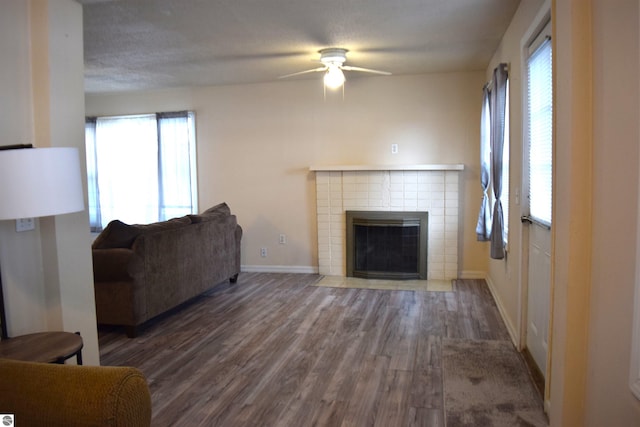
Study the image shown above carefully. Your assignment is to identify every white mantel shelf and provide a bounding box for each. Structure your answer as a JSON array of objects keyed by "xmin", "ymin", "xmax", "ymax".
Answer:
[{"xmin": 309, "ymin": 164, "xmax": 465, "ymax": 172}]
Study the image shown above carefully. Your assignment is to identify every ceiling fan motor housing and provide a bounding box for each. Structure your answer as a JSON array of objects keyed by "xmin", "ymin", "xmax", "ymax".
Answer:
[{"xmin": 319, "ymin": 48, "xmax": 348, "ymax": 66}]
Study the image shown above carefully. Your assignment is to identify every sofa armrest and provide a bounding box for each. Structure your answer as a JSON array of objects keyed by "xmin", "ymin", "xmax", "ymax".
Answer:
[
  {"xmin": 92, "ymin": 248, "xmax": 138, "ymax": 282},
  {"xmin": 0, "ymin": 358, "xmax": 151, "ymax": 426}
]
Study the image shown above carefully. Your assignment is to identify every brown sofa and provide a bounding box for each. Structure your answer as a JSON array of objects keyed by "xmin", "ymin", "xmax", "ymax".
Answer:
[
  {"xmin": 92, "ymin": 203, "xmax": 242, "ymax": 337},
  {"xmin": 0, "ymin": 358, "xmax": 151, "ymax": 426}
]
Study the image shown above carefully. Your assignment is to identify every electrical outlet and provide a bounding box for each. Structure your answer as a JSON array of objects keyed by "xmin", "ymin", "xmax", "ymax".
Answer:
[
  {"xmin": 260, "ymin": 247, "xmax": 267, "ymax": 257},
  {"xmin": 391, "ymin": 143, "xmax": 399, "ymax": 154},
  {"xmin": 16, "ymin": 218, "xmax": 35, "ymax": 232},
  {"xmin": 279, "ymin": 234, "xmax": 286, "ymax": 244}
]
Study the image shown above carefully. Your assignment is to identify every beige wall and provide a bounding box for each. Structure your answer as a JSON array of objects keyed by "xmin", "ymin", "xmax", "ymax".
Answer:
[
  {"xmin": 86, "ymin": 72, "xmax": 488, "ymax": 275},
  {"xmin": 550, "ymin": 0, "xmax": 594, "ymax": 423},
  {"xmin": 0, "ymin": 0, "xmax": 46, "ymax": 335},
  {"xmin": 549, "ymin": 0, "xmax": 640, "ymax": 424},
  {"xmin": 484, "ymin": 0, "xmax": 547, "ymax": 344},
  {"xmin": 583, "ymin": 0, "xmax": 640, "ymax": 424},
  {"xmin": 0, "ymin": 0, "xmax": 99, "ymax": 364}
]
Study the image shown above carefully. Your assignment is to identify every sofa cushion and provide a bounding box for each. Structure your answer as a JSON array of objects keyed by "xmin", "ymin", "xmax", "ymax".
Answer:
[
  {"xmin": 189, "ymin": 214, "xmax": 217, "ymax": 223},
  {"xmin": 131, "ymin": 216, "xmax": 191, "ymax": 234},
  {"xmin": 189, "ymin": 202, "xmax": 231, "ymax": 223},
  {"xmin": 203, "ymin": 202, "xmax": 230, "ymax": 216},
  {"xmin": 92, "ymin": 216, "xmax": 192, "ymax": 249},
  {"xmin": 92, "ymin": 220, "xmax": 140, "ymax": 249}
]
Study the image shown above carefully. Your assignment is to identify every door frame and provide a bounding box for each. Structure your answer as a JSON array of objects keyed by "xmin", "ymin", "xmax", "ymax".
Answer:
[{"xmin": 517, "ymin": 0, "xmax": 553, "ymax": 410}]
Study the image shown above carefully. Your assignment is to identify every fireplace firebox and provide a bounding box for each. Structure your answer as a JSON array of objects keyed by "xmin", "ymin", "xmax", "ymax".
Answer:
[{"xmin": 346, "ymin": 211, "xmax": 428, "ymax": 280}]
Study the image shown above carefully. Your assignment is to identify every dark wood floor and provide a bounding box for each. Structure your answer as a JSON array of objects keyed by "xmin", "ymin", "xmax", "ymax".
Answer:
[{"xmin": 99, "ymin": 273, "xmax": 524, "ymax": 426}]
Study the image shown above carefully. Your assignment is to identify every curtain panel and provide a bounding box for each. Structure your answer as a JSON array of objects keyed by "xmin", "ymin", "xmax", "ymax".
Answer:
[
  {"xmin": 95, "ymin": 114, "xmax": 160, "ymax": 228},
  {"xmin": 489, "ymin": 64, "xmax": 509, "ymax": 259},
  {"xmin": 85, "ymin": 117, "xmax": 102, "ymax": 232},
  {"xmin": 156, "ymin": 111, "xmax": 197, "ymax": 220},
  {"xmin": 475, "ymin": 85, "xmax": 492, "ymax": 241}
]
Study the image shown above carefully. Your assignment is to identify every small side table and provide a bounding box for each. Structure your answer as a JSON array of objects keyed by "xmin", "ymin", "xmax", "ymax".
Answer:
[{"xmin": 0, "ymin": 331, "xmax": 83, "ymax": 365}]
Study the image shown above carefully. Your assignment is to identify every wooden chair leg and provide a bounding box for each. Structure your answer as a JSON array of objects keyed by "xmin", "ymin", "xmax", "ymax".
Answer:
[{"xmin": 74, "ymin": 332, "xmax": 83, "ymax": 365}]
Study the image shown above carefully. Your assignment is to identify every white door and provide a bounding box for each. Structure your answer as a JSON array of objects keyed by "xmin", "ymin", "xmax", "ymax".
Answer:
[
  {"xmin": 523, "ymin": 21, "xmax": 553, "ymax": 377},
  {"xmin": 525, "ymin": 221, "xmax": 551, "ymax": 375}
]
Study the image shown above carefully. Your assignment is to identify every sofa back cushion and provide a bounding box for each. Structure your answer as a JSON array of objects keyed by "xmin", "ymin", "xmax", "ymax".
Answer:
[
  {"xmin": 92, "ymin": 203, "xmax": 230, "ymax": 249},
  {"xmin": 189, "ymin": 202, "xmax": 231, "ymax": 223},
  {"xmin": 203, "ymin": 202, "xmax": 230, "ymax": 216},
  {"xmin": 92, "ymin": 216, "xmax": 191, "ymax": 249},
  {"xmin": 92, "ymin": 220, "xmax": 140, "ymax": 249}
]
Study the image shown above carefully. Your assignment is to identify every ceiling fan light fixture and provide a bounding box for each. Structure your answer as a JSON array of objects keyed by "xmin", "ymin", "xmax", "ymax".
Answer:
[
  {"xmin": 279, "ymin": 47, "xmax": 389, "ymax": 90},
  {"xmin": 319, "ymin": 48, "xmax": 348, "ymax": 65},
  {"xmin": 323, "ymin": 65, "xmax": 345, "ymax": 89}
]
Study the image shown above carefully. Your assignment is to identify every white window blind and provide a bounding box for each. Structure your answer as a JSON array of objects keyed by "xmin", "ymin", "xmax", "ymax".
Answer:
[
  {"xmin": 503, "ymin": 80, "xmax": 510, "ymax": 241},
  {"xmin": 527, "ymin": 37, "xmax": 553, "ymax": 225}
]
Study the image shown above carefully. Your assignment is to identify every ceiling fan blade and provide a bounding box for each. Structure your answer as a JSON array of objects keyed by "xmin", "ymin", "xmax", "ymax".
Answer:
[
  {"xmin": 278, "ymin": 66, "xmax": 327, "ymax": 79},
  {"xmin": 341, "ymin": 65, "xmax": 391, "ymax": 76}
]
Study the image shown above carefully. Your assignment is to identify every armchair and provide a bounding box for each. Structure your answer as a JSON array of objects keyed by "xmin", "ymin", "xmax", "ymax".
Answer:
[{"xmin": 0, "ymin": 358, "xmax": 151, "ymax": 426}]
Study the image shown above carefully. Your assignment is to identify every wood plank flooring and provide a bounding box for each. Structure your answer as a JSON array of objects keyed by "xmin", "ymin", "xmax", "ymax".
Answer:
[{"xmin": 99, "ymin": 273, "xmax": 521, "ymax": 426}]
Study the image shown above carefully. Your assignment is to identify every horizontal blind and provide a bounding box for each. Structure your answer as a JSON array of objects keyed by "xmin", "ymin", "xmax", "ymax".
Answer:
[
  {"xmin": 527, "ymin": 37, "xmax": 553, "ymax": 225},
  {"xmin": 502, "ymin": 81, "xmax": 510, "ymax": 240}
]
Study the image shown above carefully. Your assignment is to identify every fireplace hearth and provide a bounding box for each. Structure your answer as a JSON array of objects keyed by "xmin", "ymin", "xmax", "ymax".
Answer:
[{"xmin": 346, "ymin": 210, "xmax": 428, "ymax": 280}]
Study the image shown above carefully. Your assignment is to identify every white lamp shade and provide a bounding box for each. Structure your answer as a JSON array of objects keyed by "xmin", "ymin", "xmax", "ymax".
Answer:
[{"xmin": 0, "ymin": 147, "xmax": 85, "ymax": 220}]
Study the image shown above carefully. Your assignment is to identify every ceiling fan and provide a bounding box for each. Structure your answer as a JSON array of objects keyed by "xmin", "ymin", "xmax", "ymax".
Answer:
[{"xmin": 279, "ymin": 48, "xmax": 391, "ymax": 89}]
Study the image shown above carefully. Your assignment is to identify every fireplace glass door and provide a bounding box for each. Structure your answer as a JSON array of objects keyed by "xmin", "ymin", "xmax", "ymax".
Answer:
[{"xmin": 346, "ymin": 211, "xmax": 428, "ymax": 280}]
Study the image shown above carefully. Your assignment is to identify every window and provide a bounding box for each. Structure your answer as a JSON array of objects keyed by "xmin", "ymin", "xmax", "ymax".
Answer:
[
  {"xmin": 85, "ymin": 111, "xmax": 197, "ymax": 231},
  {"xmin": 527, "ymin": 35, "xmax": 553, "ymax": 225}
]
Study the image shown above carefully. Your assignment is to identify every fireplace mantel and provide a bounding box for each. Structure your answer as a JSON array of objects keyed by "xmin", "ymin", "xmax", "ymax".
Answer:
[{"xmin": 309, "ymin": 164, "xmax": 464, "ymax": 172}]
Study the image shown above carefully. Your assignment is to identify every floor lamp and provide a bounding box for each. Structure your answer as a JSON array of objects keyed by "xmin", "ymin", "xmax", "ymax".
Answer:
[{"xmin": 0, "ymin": 146, "xmax": 85, "ymax": 339}]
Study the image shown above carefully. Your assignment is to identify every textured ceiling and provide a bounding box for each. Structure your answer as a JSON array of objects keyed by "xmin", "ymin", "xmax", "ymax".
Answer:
[{"xmin": 81, "ymin": 0, "xmax": 521, "ymax": 93}]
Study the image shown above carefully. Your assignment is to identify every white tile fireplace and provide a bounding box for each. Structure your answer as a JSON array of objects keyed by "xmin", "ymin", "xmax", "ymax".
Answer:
[{"xmin": 311, "ymin": 164, "xmax": 464, "ymax": 280}]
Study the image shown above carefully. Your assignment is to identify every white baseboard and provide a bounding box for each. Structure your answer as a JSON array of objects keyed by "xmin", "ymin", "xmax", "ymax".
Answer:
[
  {"xmin": 241, "ymin": 265, "xmax": 319, "ymax": 274},
  {"xmin": 483, "ymin": 274, "xmax": 520, "ymax": 347},
  {"xmin": 459, "ymin": 270, "xmax": 488, "ymax": 279}
]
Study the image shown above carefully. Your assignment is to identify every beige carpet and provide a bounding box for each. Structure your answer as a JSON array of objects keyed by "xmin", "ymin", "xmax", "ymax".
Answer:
[
  {"xmin": 314, "ymin": 276, "xmax": 453, "ymax": 292},
  {"xmin": 443, "ymin": 339, "xmax": 548, "ymax": 427}
]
